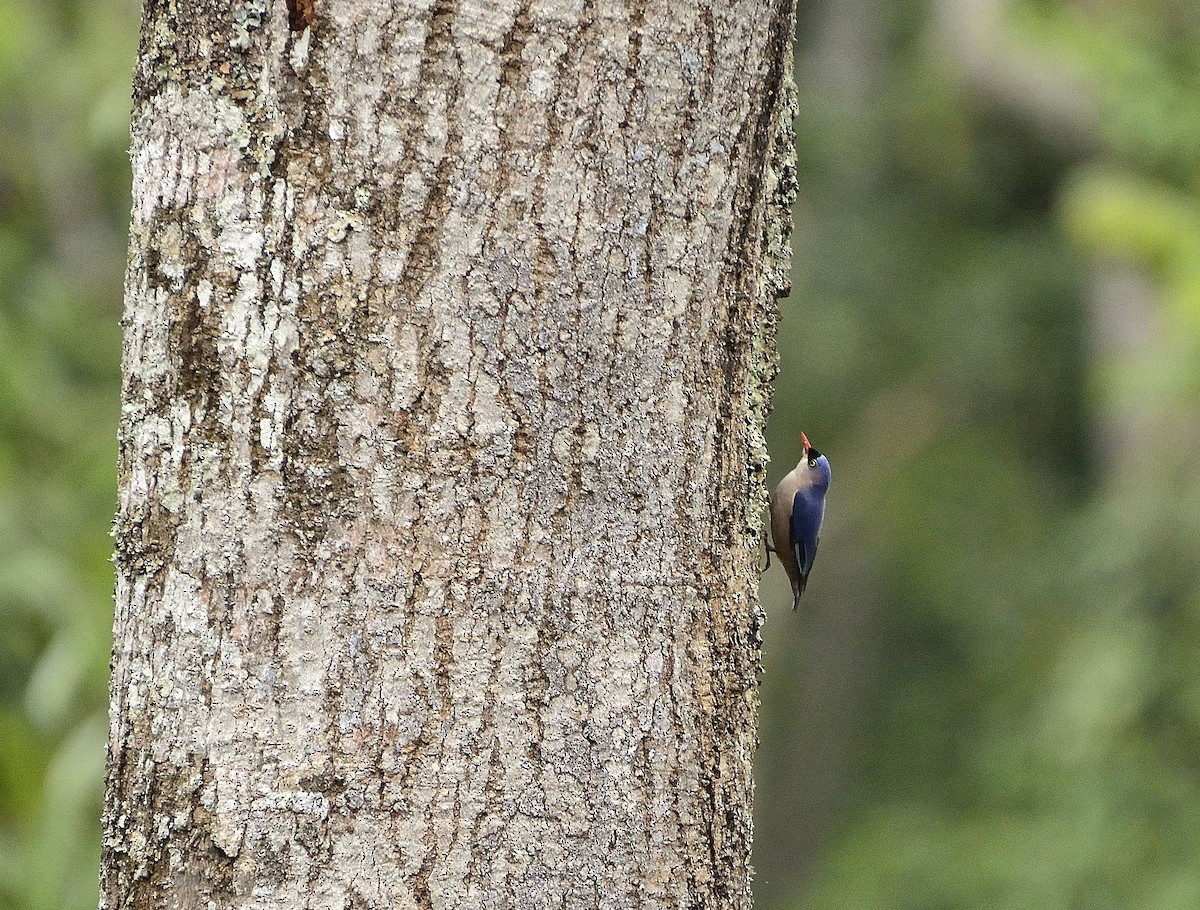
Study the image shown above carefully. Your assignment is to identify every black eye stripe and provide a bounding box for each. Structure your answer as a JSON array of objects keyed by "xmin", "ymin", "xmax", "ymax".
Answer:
[{"xmin": 807, "ymin": 447, "xmax": 822, "ymax": 460}]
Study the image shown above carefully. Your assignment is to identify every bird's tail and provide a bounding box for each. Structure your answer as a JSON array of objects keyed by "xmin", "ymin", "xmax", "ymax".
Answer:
[{"xmin": 791, "ymin": 574, "xmax": 808, "ymax": 610}]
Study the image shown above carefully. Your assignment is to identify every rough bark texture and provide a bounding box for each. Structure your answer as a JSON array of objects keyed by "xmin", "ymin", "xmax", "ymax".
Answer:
[{"xmin": 104, "ymin": 0, "xmax": 796, "ymax": 907}]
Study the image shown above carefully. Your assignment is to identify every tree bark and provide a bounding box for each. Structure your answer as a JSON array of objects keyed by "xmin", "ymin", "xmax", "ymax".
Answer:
[{"xmin": 104, "ymin": 0, "xmax": 796, "ymax": 907}]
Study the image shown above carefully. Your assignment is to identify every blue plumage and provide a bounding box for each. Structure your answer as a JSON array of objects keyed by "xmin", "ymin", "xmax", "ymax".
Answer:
[{"xmin": 791, "ymin": 488, "xmax": 825, "ymax": 577}]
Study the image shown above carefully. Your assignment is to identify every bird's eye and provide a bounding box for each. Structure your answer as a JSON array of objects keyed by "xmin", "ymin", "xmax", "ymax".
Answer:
[{"xmin": 808, "ymin": 459, "xmax": 817, "ymax": 468}]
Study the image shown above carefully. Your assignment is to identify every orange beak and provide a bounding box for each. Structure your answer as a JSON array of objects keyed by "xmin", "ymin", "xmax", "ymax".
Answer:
[{"xmin": 800, "ymin": 431, "xmax": 811, "ymax": 454}]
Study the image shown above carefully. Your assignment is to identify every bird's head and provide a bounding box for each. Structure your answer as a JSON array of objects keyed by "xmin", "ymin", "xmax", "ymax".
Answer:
[{"xmin": 800, "ymin": 432, "xmax": 831, "ymax": 490}]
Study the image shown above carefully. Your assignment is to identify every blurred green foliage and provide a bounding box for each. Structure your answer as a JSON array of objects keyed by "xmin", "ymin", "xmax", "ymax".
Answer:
[
  {"xmin": 757, "ymin": 1, "xmax": 1200, "ymax": 909},
  {"xmin": 0, "ymin": 0, "xmax": 138, "ymax": 907},
  {"xmin": 4, "ymin": 1, "xmax": 1200, "ymax": 908}
]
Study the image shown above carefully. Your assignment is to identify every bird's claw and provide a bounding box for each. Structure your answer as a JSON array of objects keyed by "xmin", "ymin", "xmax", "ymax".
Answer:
[{"xmin": 761, "ymin": 543, "xmax": 776, "ymax": 573}]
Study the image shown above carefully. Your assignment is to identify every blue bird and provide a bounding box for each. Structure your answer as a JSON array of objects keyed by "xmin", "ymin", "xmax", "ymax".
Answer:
[{"xmin": 770, "ymin": 432, "xmax": 831, "ymax": 608}]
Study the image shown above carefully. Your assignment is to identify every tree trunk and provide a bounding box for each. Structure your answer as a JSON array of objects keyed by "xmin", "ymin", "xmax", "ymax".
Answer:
[{"xmin": 104, "ymin": 1, "xmax": 796, "ymax": 907}]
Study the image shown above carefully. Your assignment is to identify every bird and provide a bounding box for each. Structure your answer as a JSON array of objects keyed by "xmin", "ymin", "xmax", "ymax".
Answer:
[{"xmin": 769, "ymin": 432, "xmax": 831, "ymax": 608}]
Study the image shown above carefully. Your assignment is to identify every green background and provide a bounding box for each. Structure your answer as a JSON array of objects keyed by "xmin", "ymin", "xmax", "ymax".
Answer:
[{"xmin": 4, "ymin": 1, "xmax": 1200, "ymax": 907}]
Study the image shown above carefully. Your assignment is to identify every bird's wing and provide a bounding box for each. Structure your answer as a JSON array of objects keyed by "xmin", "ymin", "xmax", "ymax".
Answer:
[{"xmin": 791, "ymin": 490, "xmax": 824, "ymax": 576}]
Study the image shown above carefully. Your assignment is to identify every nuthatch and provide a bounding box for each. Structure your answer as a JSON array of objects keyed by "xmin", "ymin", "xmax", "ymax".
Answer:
[{"xmin": 770, "ymin": 432, "xmax": 831, "ymax": 608}]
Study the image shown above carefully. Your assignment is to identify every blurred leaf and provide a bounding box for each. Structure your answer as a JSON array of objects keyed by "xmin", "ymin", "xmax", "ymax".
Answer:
[{"xmin": 1061, "ymin": 169, "xmax": 1200, "ymax": 269}]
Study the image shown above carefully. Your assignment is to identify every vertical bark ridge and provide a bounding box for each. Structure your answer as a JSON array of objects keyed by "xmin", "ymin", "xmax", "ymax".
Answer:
[{"xmin": 105, "ymin": 0, "xmax": 797, "ymax": 907}]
